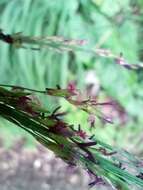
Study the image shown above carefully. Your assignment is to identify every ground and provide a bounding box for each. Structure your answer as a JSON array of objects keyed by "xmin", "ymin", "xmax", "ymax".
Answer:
[{"xmin": 0, "ymin": 137, "xmax": 112, "ymax": 190}]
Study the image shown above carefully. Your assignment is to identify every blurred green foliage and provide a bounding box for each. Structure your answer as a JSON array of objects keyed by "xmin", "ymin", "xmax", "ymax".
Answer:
[{"xmin": 0, "ymin": 0, "xmax": 143, "ymax": 154}]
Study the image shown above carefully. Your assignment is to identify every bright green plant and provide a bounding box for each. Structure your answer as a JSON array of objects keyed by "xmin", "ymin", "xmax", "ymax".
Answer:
[
  {"xmin": 0, "ymin": 31, "xmax": 143, "ymax": 189},
  {"xmin": 1, "ymin": 0, "xmax": 143, "ymax": 153}
]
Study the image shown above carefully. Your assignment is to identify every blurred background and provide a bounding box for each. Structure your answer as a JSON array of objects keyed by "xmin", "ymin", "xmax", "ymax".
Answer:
[{"xmin": 0, "ymin": 0, "xmax": 143, "ymax": 189}]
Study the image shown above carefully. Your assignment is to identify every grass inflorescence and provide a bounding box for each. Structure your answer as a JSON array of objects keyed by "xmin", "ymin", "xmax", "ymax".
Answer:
[{"xmin": 0, "ymin": 84, "xmax": 143, "ymax": 189}]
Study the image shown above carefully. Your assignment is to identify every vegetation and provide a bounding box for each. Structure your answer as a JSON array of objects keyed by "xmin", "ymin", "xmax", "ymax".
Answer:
[{"xmin": 0, "ymin": 0, "xmax": 143, "ymax": 189}]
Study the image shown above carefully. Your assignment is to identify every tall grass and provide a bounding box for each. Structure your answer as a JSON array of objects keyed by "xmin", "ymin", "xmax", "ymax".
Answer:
[
  {"xmin": 0, "ymin": 82, "xmax": 143, "ymax": 189},
  {"xmin": 0, "ymin": 1, "xmax": 143, "ymax": 188},
  {"xmin": 0, "ymin": 0, "xmax": 143, "ymax": 157}
]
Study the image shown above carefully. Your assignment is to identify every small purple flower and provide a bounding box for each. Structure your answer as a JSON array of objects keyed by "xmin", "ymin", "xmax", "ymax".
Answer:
[
  {"xmin": 75, "ymin": 130, "xmax": 87, "ymax": 139},
  {"xmin": 67, "ymin": 81, "xmax": 78, "ymax": 96},
  {"xmin": 115, "ymin": 55, "xmax": 125, "ymax": 66},
  {"xmin": 77, "ymin": 39, "xmax": 87, "ymax": 45},
  {"xmin": 75, "ymin": 126, "xmax": 88, "ymax": 139},
  {"xmin": 17, "ymin": 96, "xmax": 31, "ymax": 106},
  {"xmin": 17, "ymin": 96, "xmax": 39, "ymax": 116},
  {"xmin": 48, "ymin": 121, "xmax": 74, "ymax": 137}
]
